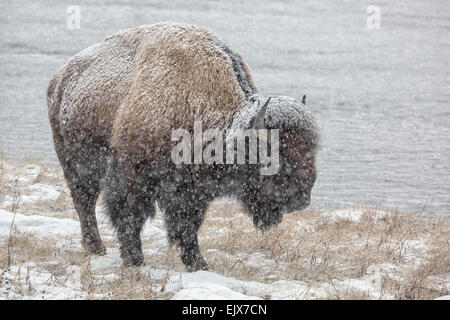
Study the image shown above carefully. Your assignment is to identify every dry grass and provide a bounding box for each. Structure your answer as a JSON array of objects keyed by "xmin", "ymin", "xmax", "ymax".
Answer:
[
  {"xmin": 1, "ymin": 232, "xmax": 81, "ymax": 270},
  {"xmin": 0, "ymin": 230, "xmax": 86, "ymax": 298},
  {"xmin": 0, "ymin": 150, "xmax": 5, "ymax": 201},
  {"xmin": 0, "ymin": 229, "xmax": 175, "ymax": 299},
  {"xmin": 0, "ymin": 155, "xmax": 449, "ymax": 300},
  {"xmin": 0, "ymin": 156, "xmax": 76, "ymax": 218},
  {"xmin": 199, "ymin": 203, "xmax": 449, "ymax": 299},
  {"xmin": 80, "ymin": 258, "xmax": 171, "ymax": 300}
]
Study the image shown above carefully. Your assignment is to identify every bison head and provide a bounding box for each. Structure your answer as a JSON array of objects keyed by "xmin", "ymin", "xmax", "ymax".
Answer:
[{"xmin": 229, "ymin": 94, "xmax": 319, "ymax": 231}]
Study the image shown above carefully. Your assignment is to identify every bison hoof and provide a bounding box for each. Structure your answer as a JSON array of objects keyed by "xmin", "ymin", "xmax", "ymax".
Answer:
[
  {"xmin": 186, "ymin": 256, "xmax": 208, "ymax": 272},
  {"xmin": 121, "ymin": 252, "xmax": 144, "ymax": 267},
  {"xmin": 82, "ymin": 239, "xmax": 106, "ymax": 256}
]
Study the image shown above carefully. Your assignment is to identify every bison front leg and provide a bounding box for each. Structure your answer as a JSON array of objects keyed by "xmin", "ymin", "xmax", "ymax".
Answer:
[
  {"xmin": 111, "ymin": 212, "xmax": 146, "ymax": 266},
  {"xmin": 105, "ymin": 192, "xmax": 147, "ymax": 266},
  {"xmin": 160, "ymin": 195, "xmax": 208, "ymax": 272},
  {"xmin": 103, "ymin": 159, "xmax": 155, "ymax": 266}
]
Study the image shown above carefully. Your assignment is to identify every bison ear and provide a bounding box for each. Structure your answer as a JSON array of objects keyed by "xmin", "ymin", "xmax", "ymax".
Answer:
[
  {"xmin": 252, "ymin": 97, "xmax": 271, "ymax": 130},
  {"xmin": 302, "ymin": 95, "xmax": 306, "ymax": 105}
]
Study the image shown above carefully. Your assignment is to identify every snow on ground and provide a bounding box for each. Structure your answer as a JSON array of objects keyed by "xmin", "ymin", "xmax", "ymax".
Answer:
[
  {"xmin": 320, "ymin": 208, "xmax": 393, "ymax": 223},
  {"xmin": 0, "ymin": 210, "xmax": 79, "ymax": 238},
  {"xmin": 0, "ymin": 161, "xmax": 449, "ymax": 300},
  {"xmin": 0, "ymin": 208, "xmax": 315, "ymax": 300}
]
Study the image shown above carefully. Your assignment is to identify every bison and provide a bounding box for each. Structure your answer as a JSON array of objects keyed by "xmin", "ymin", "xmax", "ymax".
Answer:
[{"xmin": 47, "ymin": 22, "xmax": 319, "ymax": 271}]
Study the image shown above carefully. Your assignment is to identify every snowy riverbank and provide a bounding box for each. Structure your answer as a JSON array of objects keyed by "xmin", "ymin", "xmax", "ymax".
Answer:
[{"xmin": 0, "ymin": 159, "xmax": 449, "ymax": 300}]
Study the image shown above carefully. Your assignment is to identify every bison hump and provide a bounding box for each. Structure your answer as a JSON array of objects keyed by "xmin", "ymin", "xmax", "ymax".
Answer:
[{"xmin": 112, "ymin": 23, "xmax": 249, "ymax": 160}]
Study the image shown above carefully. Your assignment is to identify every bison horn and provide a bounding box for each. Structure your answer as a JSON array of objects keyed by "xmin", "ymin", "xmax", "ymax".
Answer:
[
  {"xmin": 302, "ymin": 95, "xmax": 306, "ymax": 105},
  {"xmin": 252, "ymin": 97, "xmax": 271, "ymax": 130}
]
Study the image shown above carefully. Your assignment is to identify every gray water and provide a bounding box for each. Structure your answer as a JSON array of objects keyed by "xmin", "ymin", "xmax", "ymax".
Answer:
[{"xmin": 0, "ymin": 0, "xmax": 449, "ymax": 217}]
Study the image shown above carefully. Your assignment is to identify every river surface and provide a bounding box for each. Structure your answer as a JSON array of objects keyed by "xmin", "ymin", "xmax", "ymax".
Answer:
[{"xmin": 0, "ymin": 0, "xmax": 449, "ymax": 217}]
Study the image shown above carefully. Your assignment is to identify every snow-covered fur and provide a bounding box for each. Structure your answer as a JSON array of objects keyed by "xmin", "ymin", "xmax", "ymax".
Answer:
[{"xmin": 47, "ymin": 22, "xmax": 319, "ymax": 271}]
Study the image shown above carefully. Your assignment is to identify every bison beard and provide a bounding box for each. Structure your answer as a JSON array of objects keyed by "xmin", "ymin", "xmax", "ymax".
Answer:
[{"xmin": 47, "ymin": 23, "xmax": 319, "ymax": 271}]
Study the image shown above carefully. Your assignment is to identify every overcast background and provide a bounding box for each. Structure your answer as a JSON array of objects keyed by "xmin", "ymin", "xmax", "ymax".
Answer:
[{"xmin": 0, "ymin": 0, "xmax": 449, "ymax": 217}]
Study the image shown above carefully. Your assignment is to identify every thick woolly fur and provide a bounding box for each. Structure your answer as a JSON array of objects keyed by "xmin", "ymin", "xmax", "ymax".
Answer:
[{"xmin": 48, "ymin": 22, "xmax": 319, "ymax": 270}]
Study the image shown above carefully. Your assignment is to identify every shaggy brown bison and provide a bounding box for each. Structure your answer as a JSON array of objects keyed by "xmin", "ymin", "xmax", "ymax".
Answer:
[{"xmin": 47, "ymin": 22, "xmax": 319, "ymax": 271}]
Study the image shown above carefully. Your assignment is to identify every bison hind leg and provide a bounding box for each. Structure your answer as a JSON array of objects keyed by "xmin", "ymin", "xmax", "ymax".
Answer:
[
  {"xmin": 72, "ymin": 177, "xmax": 106, "ymax": 255},
  {"xmin": 55, "ymin": 138, "xmax": 107, "ymax": 255}
]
